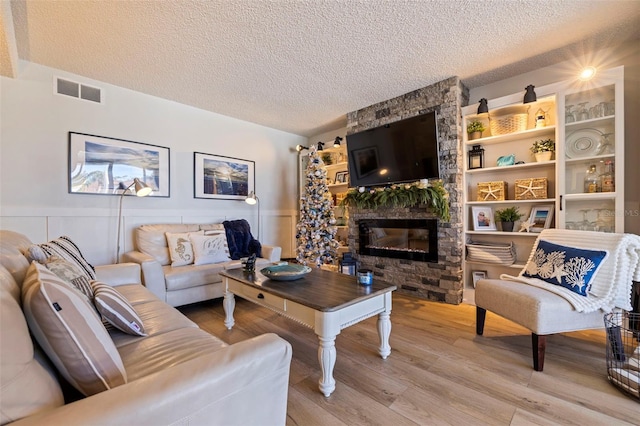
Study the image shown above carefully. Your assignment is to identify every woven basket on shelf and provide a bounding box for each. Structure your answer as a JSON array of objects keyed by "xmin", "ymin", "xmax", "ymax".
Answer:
[{"xmin": 490, "ymin": 113, "xmax": 528, "ymax": 135}]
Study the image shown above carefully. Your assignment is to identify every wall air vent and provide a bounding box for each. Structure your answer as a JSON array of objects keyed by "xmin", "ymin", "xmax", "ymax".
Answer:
[{"xmin": 55, "ymin": 77, "xmax": 103, "ymax": 104}]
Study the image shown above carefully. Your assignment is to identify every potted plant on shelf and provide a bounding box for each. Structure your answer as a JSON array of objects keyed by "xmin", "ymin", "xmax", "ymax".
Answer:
[
  {"xmin": 530, "ymin": 138, "xmax": 555, "ymax": 162},
  {"xmin": 467, "ymin": 120, "xmax": 486, "ymax": 140},
  {"xmin": 495, "ymin": 206, "xmax": 524, "ymax": 232}
]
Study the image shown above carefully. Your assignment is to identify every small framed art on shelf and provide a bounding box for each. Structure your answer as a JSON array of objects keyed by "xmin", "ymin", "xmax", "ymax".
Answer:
[
  {"xmin": 471, "ymin": 206, "xmax": 497, "ymax": 231},
  {"xmin": 528, "ymin": 205, "xmax": 554, "ymax": 233}
]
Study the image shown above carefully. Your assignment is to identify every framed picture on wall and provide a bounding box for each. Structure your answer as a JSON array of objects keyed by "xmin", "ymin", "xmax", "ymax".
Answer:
[
  {"xmin": 194, "ymin": 152, "xmax": 255, "ymax": 200},
  {"xmin": 471, "ymin": 206, "xmax": 496, "ymax": 231},
  {"xmin": 68, "ymin": 132, "xmax": 170, "ymax": 197},
  {"xmin": 528, "ymin": 205, "xmax": 554, "ymax": 233}
]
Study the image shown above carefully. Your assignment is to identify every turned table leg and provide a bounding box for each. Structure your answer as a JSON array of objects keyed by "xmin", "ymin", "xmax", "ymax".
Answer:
[
  {"xmin": 223, "ymin": 291, "xmax": 236, "ymax": 330},
  {"xmin": 318, "ymin": 335, "xmax": 337, "ymax": 397}
]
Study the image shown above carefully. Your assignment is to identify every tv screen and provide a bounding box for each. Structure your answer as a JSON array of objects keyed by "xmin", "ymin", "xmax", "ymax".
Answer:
[{"xmin": 346, "ymin": 112, "xmax": 440, "ymax": 187}]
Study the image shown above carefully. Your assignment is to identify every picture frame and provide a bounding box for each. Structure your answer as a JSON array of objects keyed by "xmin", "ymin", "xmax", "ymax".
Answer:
[
  {"xmin": 335, "ymin": 171, "xmax": 349, "ymax": 184},
  {"xmin": 528, "ymin": 204, "xmax": 554, "ymax": 233},
  {"xmin": 471, "ymin": 270, "xmax": 487, "ymax": 288},
  {"xmin": 68, "ymin": 132, "xmax": 170, "ymax": 197},
  {"xmin": 471, "ymin": 206, "xmax": 496, "ymax": 231},
  {"xmin": 194, "ymin": 152, "xmax": 255, "ymax": 200}
]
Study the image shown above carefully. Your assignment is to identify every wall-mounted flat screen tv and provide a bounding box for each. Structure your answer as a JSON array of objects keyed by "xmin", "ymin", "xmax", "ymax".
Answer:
[{"xmin": 346, "ymin": 111, "xmax": 440, "ymax": 187}]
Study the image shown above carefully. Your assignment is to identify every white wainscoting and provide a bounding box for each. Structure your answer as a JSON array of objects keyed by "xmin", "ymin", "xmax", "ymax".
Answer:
[{"xmin": 1, "ymin": 208, "xmax": 298, "ymax": 265}]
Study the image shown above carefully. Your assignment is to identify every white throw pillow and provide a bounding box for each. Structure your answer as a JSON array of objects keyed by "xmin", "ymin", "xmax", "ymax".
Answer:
[
  {"xmin": 166, "ymin": 231, "xmax": 203, "ymax": 267},
  {"xmin": 190, "ymin": 233, "xmax": 229, "ymax": 265}
]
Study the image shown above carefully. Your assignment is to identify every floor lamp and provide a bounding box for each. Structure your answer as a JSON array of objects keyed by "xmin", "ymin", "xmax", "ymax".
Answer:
[
  {"xmin": 116, "ymin": 178, "xmax": 152, "ymax": 262},
  {"xmin": 245, "ymin": 191, "xmax": 260, "ymax": 240}
]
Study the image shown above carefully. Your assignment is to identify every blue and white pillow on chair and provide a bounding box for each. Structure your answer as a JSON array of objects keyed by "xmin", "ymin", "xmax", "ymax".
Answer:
[{"xmin": 521, "ymin": 239, "xmax": 608, "ymax": 296}]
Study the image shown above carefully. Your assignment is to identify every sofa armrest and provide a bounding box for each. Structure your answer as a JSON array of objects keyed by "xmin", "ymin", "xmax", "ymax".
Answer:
[
  {"xmin": 11, "ymin": 333, "xmax": 292, "ymax": 426},
  {"xmin": 262, "ymin": 245, "xmax": 282, "ymax": 263},
  {"xmin": 121, "ymin": 250, "xmax": 167, "ymax": 302},
  {"xmin": 94, "ymin": 263, "xmax": 141, "ymax": 287}
]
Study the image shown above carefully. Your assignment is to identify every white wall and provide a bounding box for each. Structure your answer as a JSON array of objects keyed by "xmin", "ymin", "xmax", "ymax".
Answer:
[{"xmin": 0, "ymin": 61, "xmax": 306, "ymax": 263}]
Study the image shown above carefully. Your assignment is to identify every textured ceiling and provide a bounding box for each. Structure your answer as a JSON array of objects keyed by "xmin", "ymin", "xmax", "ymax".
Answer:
[{"xmin": 8, "ymin": 0, "xmax": 640, "ymax": 137}]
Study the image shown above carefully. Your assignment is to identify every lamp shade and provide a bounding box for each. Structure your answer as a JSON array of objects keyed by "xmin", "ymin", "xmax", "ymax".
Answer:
[
  {"xmin": 245, "ymin": 191, "xmax": 258, "ymax": 205},
  {"xmin": 295, "ymin": 144, "xmax": 308, "ymax": 152},
  {"xmin": 523, "ymin": 85, "xmax": 537, "ymax": 104},
  {"xmin": 477, "ymin": 98, "xmax": 488, "ymax": 114},
  {"xmin": 132, "ymin": 178, "xmax": 153, "ymax": 197}
]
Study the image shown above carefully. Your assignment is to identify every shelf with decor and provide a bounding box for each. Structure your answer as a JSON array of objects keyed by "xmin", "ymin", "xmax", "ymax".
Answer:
[
  {"xmin": 462, "ymin": 66, "xmax": 625, "ymax": 295},
  {"xmin": 462, "ymin": 90, "xmax": 558, "ymax": 292},
  {"xmin": 559, "ymin": 67, "xmax": 624, "ymax": 233}
]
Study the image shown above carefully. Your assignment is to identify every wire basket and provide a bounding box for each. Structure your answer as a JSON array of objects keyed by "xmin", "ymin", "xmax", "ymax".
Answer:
[{"xmin": 604, "ymin": 311, "xmax": 640, "ymax": 400}]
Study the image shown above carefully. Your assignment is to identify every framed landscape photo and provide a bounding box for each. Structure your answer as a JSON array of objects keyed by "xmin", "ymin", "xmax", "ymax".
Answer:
[
  {"xmin": 471, "ymin": 206, "xmax": 496, "ymax": 231},
  {"xmin": 528, "ymin": 205, "xmax": 554, "ymax": 233},
  {"xmin": 194, "ymin": 152, "xmax": 255, "ymax": 200},
  {"xmin": 68, "ymin": 132, "xmax": 170, "ymax": 197}
]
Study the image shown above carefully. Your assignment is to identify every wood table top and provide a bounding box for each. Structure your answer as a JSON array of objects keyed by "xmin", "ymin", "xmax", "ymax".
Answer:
[{"xmin": 221, "ymin": 266, "xmax": 396, "ymax": 312}]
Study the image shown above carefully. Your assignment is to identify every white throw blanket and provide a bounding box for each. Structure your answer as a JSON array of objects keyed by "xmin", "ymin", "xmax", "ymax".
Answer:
[{"xmin": 500, "ymin": 229, "xmax": 640, "ymax": 313}]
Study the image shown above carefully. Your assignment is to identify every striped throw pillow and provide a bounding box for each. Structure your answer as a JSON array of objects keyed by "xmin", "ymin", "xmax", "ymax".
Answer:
[
  {"xmin": 91, "ymin": 281, "xmax": 146, "ymax": 337},
  {"xmin": 39, "ymin": 236, "xmax": 96, "ymax": 280},
  {"xmin": 21, "ymin": 262, "xmax": 127, "ymax": 396}
]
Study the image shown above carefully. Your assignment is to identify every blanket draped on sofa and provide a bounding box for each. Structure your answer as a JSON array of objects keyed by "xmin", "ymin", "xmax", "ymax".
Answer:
[{"xmin": 223, "ymin": 219, "xmax": 262, "ymax": 260}]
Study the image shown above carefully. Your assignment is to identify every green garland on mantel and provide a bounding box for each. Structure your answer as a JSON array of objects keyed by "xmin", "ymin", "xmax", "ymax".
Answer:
[{"xmin": 340, "ymin": 180, "xmax": 450, "ymax": 222}]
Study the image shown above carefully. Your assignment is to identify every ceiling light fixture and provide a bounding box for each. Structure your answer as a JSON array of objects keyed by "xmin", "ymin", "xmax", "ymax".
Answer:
[
  {"xmin": 579, "ymin": 66, "xmax": 597, "ymax": 81},
  {"xmin": 334, "ymin": 136, "xmax": 342, "ymax": 148}
]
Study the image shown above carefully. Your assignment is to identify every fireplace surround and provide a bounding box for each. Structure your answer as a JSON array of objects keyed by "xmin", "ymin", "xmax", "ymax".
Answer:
[{"xmin": 358, "ymin": 219, "xmax": 438, "ymax": 263}]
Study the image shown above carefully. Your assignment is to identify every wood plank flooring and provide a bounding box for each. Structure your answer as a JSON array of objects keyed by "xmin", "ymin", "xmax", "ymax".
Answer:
[{"xmin": 179, "ymin": 294, "xmax": 639, "ymax": 425}]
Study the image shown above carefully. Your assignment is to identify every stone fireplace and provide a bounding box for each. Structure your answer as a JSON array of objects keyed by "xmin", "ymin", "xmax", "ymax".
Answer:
[{"xmin": 345, "ymin": 77, "xmax": 468, "ymax": 304}]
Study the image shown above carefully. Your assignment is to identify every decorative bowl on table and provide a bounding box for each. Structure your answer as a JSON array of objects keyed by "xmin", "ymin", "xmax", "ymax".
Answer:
[{"xmin": 260, "ymin": 263, "xmax": 312, "ymax": 281}]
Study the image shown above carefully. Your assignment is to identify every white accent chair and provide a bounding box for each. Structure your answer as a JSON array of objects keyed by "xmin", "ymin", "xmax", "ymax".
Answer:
[{"xmin": 475, "ymin": 229, "xmax": 640, "ymax": 371}]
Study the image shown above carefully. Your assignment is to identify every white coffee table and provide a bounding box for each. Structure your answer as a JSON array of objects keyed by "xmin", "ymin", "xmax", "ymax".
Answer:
[{"xmin": 220, "ymin": 267, "xmax": 396, "ymax": 397}]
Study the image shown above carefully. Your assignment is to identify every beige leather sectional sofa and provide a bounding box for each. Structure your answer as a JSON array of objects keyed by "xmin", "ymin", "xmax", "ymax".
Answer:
[
  {"xmin": 0, "ymin": 230, "xmax": 292, "ymax": 425},
  {"xmin": 123, "ymin": 223, "xmax": 281, "ymax": 307}
]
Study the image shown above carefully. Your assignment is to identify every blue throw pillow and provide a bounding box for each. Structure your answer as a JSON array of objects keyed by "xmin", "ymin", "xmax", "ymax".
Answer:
[{"xmin": 521, "ymin": 239, "xmax": 608, "ymax": 296}]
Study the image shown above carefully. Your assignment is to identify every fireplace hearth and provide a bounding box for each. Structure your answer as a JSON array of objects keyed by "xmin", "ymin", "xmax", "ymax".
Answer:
[{"xmin": 358, "ymin": 219, "xmax": 438, "ymax": 263}]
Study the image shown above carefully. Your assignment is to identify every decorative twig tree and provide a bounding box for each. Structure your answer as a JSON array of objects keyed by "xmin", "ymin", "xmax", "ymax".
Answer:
[{"xmin": 296, "ymin": 145, "xmax": 339, "ymax": 266}]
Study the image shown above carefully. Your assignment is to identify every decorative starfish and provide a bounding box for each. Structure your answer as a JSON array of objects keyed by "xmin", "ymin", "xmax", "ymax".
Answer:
[
  {"xmin": 480, "ymin": 184, "xmax": 501, "ymax": 200},
  {"xmin": 517, "ymin": 180, "xmax": 544, "ymax": 198},
  {"xmin": 550, "ymin": 264, "xmax": 567, "ymax": 283},
  {"xmin": 519, "ymin": 221, "xmax": 533, "ymax": 232}
]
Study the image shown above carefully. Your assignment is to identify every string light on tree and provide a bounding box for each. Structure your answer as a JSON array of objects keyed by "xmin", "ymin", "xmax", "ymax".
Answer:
[{"xmin": 296, "ymin": 145, "xmax": 339, "ymax": 266}]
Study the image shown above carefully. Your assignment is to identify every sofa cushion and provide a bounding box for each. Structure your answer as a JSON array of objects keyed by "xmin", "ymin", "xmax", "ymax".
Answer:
[
  {"xmin": 38, "ymin": 236, "xmax": 97, "ymax": 280},
  {"xmin": 0, "ymin": 266, "xmax": 64, "ymax": 424},
  {"xmin": 109, "ymin": 290, "xmax": 199, "ymax": 348},
  {"xmin": 166, "ymin": 231, "xmax": 203, "ymax": 267},
  {"xmin": 136, "ymin": 224, "xmax": 201, "ymax": 265},
  {"xmin": 22, "ymin": 262, "xmax": 127, "ymax": 396},
  {"xmin": 42, "ymin": 256, "xmax": 94, "ymax": 301},
  {"xmin": 92, "ymin": 281, "xmax": 147, "ymax": 337},
  {"xmin": 118, "ymin": 327, "xmax": 228, "ymax": 382},
  {"xmin": 162, "ymin": 263, "xmax": 225, "ymax": 291},
  {"xmin": 191, "ymin": 233, "xmax": 230, "ymax": 265}
]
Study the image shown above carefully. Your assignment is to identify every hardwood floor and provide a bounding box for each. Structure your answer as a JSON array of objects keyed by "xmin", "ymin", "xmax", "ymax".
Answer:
[{"xmin": 179, "ymin": 294, "xmax": 639, "ymax": 425}]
